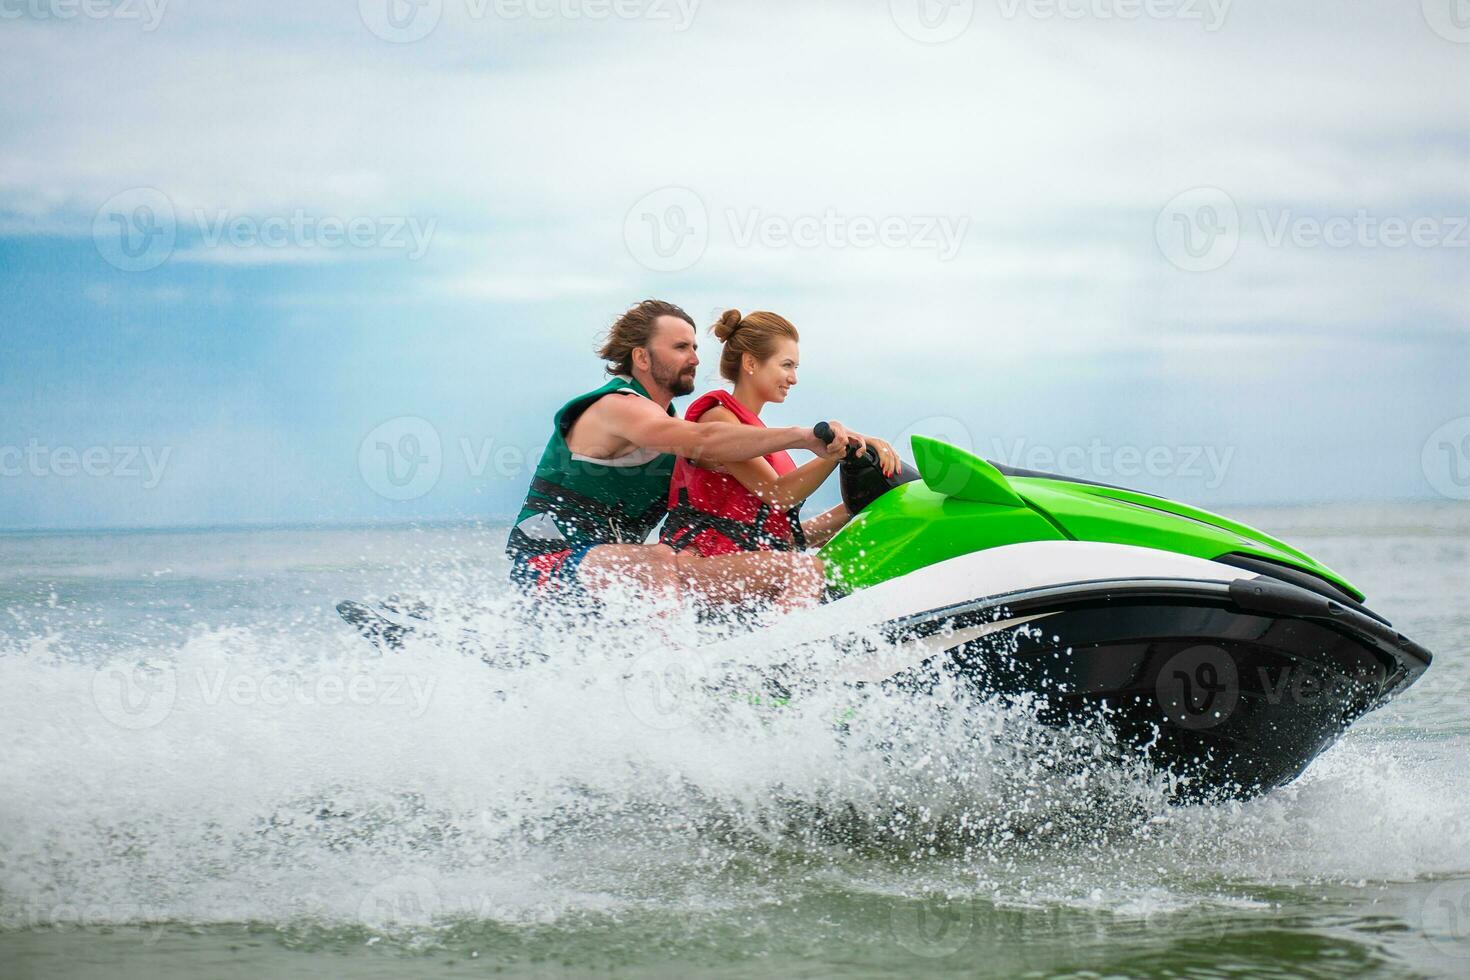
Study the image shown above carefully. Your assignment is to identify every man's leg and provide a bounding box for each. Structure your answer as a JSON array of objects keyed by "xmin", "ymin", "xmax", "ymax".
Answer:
[{"xmin": 576, "ymin": 544, "xmax": 825, "ymax": 609}]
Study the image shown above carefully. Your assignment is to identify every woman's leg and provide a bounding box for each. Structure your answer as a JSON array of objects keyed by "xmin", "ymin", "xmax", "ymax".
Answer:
[
  {"xmin": 576, "ymin": 544, "xmax": 825, "ymax": 610},
  {"xmin": 673, "ymin": 548, "xmax": 825, "ymax": 610}
]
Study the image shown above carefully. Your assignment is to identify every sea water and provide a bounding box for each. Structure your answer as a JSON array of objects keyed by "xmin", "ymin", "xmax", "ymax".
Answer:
[{"xmin": 1, "ymin": 504, "xmax": 1468, "ymax": 978}]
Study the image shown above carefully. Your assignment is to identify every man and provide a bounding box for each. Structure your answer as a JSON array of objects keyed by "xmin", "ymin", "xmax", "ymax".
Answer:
[{"xmin": 507, "ymin": 299, "xmax": 866, "ymax": 608}]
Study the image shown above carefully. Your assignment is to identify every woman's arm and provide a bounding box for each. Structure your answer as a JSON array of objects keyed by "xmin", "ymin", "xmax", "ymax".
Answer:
[
  {"xmin": 699, "ymin": 405, "xmax": 839, "ymax": 510},
  {"xmin": 799, "ymin": 504, "xmax": 851, "ymax": 548}
]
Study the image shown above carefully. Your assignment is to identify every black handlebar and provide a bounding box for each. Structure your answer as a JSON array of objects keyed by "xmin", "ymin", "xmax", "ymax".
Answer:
[
  {"xmin": 813, "ymin": 422, "xmax": 920, "ymax": 515},
  {"xmin": 813, "ymin": 421, "xmax": 879, "ymax": 467}
]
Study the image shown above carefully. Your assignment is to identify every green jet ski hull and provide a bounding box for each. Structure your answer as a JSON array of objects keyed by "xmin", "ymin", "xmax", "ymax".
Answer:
[{"xmin": 802, "ymin": 436, "xmax": 1431, "ymax": 801}]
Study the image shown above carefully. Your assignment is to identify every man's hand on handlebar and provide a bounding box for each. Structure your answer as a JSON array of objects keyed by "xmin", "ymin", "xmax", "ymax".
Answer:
[{"xmin": 812, "ymin": 423, "xmax": 900, "ymax": 477}]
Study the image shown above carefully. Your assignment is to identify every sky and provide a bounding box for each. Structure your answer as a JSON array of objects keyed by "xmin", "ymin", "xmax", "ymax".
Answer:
[{"xmin": 1, "ymin": 0, "xmax": 1467, "ymax": 530}]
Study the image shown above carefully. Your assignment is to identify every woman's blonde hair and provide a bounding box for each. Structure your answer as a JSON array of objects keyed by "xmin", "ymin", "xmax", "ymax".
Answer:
[{"xmin": 712, "ymin": 309, "xmax": 799, "ymax": 383}]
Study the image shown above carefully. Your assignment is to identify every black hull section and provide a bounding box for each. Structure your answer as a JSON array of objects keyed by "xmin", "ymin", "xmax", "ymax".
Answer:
[{"xmin": 889, "ymin": 577, "xmax": 1431, "ymax": 801}]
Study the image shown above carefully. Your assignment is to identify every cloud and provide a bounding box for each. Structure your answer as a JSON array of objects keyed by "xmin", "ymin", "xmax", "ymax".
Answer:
[
  {"xmin": 3, "ymin": 2, "xmax": 1463, "ymax": 339},
  {"xmin": 0, "ymin": 0, "xmax": 1466, "ymax": 525}
]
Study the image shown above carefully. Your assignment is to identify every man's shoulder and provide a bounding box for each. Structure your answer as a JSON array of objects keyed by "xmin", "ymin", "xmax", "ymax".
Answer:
[
  {"xmin": 569, "ymin": 386, "xmax": 662, "ymax": 444},
  {"xmin": 582, "ymin": 387, "xmax": 652, "ymax": 418}
]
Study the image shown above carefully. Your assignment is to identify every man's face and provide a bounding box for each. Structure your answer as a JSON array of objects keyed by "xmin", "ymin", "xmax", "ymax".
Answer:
[{"xmin": 644, "ymin": 316, "xmax": 699, "ymax": 397}]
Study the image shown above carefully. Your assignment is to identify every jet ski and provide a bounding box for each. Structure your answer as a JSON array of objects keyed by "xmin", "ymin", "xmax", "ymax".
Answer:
[
  {"xmin": 338, "ymin": 431, "xmax": 1432, "ymax": 802},
  {"xmin": 768, "ymin": 429, "xmax": 1433, "ymax": 800}
]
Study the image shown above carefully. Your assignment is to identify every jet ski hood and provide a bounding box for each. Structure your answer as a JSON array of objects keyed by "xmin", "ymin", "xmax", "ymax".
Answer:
[{"xmin": 821, "ymin": 437, "xmax": 1361, "ymax": 601}]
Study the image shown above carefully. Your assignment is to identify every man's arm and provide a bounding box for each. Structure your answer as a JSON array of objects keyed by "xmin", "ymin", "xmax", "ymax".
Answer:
[{"xmin": 600, "ymin": 394, "xmax": 862, "ymax": 463}]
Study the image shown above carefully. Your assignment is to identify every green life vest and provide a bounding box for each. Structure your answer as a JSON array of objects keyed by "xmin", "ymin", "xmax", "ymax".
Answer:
[{"xmin": 506, "ymin": 376, "xmax": 676, "ymax": 556}]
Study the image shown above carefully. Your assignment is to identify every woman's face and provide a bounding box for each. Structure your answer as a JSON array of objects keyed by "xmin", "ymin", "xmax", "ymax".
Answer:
[{"xmin": 746, "ymin": 338, "xmax": 800, "ymax": 404}]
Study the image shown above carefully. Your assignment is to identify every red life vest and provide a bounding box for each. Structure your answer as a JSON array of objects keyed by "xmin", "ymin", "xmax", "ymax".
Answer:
[{"xmin": 661, "ymin": 390, "xmax": 805, "ymax": 557}]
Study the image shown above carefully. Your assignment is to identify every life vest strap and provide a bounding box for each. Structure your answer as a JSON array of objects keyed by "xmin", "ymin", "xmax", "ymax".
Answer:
[
  {"xmin": 520, "ymin": 475, "xmax": 667, "ymax": 547},
  {"xmin": 663, "ymin": 487, "xmax": 802, "ymax": 555}
]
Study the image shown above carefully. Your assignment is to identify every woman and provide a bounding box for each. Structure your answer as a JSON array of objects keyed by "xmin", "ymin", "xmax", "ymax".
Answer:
[{"xmin": 661, "ymin": 309, "xmax": 899, "ymax": 557}]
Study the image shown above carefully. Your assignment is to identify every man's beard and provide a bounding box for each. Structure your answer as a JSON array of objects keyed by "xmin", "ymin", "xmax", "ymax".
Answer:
[{"xmin": 650, "ymin": 353, "xmax": 696, "ymax": 397}]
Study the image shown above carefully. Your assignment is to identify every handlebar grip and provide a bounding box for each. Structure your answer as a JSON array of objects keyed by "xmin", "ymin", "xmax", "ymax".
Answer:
[{"xmin": 816, "ymin": 422, "xmax": 880, "ymax": 465}]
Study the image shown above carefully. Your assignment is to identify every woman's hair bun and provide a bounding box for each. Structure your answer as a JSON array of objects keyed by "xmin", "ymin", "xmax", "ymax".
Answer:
[{"xmin": 712, "ymin": 309, "xmax": 743, "ymax": 342}]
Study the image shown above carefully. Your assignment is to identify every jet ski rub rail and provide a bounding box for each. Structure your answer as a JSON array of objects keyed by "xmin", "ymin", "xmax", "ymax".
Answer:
[
  {"xmin": 870, "ymin": 573, "xmax": 1430, "ymax": 694},
  {"xmin": 1226, "ymin": 576, "xmax": 1430, "ymax": 670}
]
